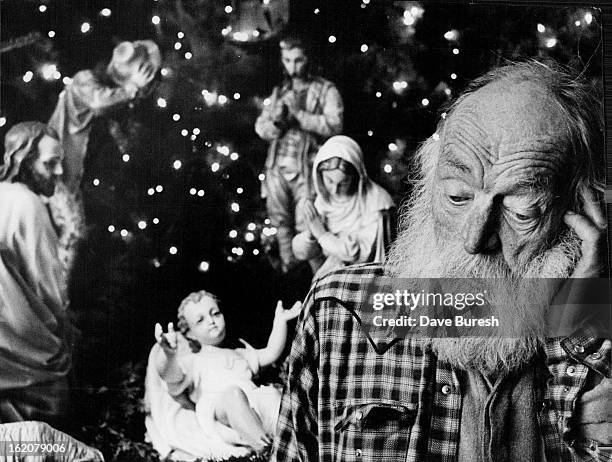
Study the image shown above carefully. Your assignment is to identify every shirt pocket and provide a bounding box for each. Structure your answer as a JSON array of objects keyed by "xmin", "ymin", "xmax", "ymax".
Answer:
[{"xmin": 333, "ymin": 398, "xmax": 416, "ymax": 461}]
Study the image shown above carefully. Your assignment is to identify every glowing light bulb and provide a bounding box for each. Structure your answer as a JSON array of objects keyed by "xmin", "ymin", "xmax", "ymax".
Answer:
[
  {"xmin": 236, "ymin": 187, "xmax": 243, "ymax": 194},
  {"xmin": 585, "ymin": 12, "xmax": 593, "ymax": 24},
  {"xmin": 225, "ymin": 5, "xmax": 233, "ymax": 13},
  {"xmin": 433, "ymin": 133, "xmax": 440, "ymax": 141},
  {"xmin": 450, "ymin": 73, "xmax": 457, "ymax": 80},
  {"xmin": 157, "ymin": 98, "xmax": 167, "ymax": 108},
  {"xmin": 218, "ymin": 95, "xmax": 228, "ymax": 105},
  {"xmin": 361, "ymin": 44, "xmax": 368, "ymax": 52},
  {"xmin": 230, "ymin": 152, "xmax": 239, "ymax": 161},
  {"xmin": 258, "ymin": 173, "xmax": 265, "ymax": 181},
  {"xmin": 421, "ymin": 98, "xmax": 429, "ymax": 107},
  {"xmin": 172, "ymin": 114, "xmax": 181, "ymax": 122},
  {"xmin": 193, "ymin": 128, "xmax": 201, "ymax": 135},
  {"xmin": 245, "ymin": 232, "xmax": 255, "ymax": 242},
  {"xmin": 122, "ymin": 154, "xmax": 130, "ymax": 162},
  {"xmin": 147, "ymin": 188, "xmax": 155, "ymax": 196},
  {"xmin": 444, "ymin": 30, "xmax": 459, "ymax": 41},
  {"xmin": 138, "ymin": 220, "xmax": 147, "ymax": 230},
  {"xmin": 48, "ymin": 30, "xmax": 56, "ymax": 38},
  {"xmin": 153, "ymin": 218, "xmax": 160, "ymax": 224},
  {"xmin": 229, "ymin": 230, "xmax": 238, "ymax": 238},
  {"xmin": 81, "ymin": 22, "xmax": 91, "ymax": 33},
  {"xmin": 152, "ymin": 15, "xmax": 160, "ymax": 25},
  {"xmin": 537, "ymin": 23, "xmax": 545, "ymax": 33},
  {"xmin": 384, "ymin": 164, "xmax": 393, "ymax": 173},
  {"xmin": 367, "ymin": 130, "xmax": 373, "ymax": 136},
  {"xmin": 247, "ymin": 223, "xmax": 256, "ymax": 231},
  {"xmin": 169, "ymin": 246, "xmax": 178, "ymax": 255},
  {"xmin": 39, "ymin": 5, "xmax": 47, "ymax": 12},
  {"xmin": 156, "ymin": 185, "xmax": 163, "ymax": 193},
  {"xmin": 181, "ymin": 129, "xmax": 188, "ymax": 136},
  {"xmin": 197, "ymin": 190, "xmax": 204, "ymax": 197},
  {"xmin": 233, "ymin": 93, "xmax": 241, "ymax": 100},
  {"xmin": 189, "ymin": 188, "xmax": 197, "ymax": 195},
  {"xmin": 177, "ymin": 31, "xmax": 185, "ymax": 38},
  {"xmin": 184, "ymin": 52, "xmax": 192, "ymax": 60},
  {"xmin": 174, "ymin": 42, "xmax": 182, "ymax": 50},
  {"xmin": 314, "ymin": 8, "xmax": 320, "ymax": 14},
  {"xmin": 173, "ymin": 160, "xmax": 182, "ymax": 170},
  {"xmin": 100, "ymin": 8, "xmax": 111, "ymax": 16},
  {"xmin": 93, "ymin": 178, "xmax": 100, "ymax": 186},
  {"xmin": 388, "ymin": 143, "xmax": 398, "ymax": 151},
  {"xmin": 62, "ymin": 77, "xmax": 72, "ymax": 85},
  {"xmin": 328, "ymin": 35, "xmax": 337, "ymax": 43},
  {"xmin": 231, "ymin": 202, "xmax": 240, "ymax": 212},
  {"xmin": 211, "ymin": 162, "xmax": 220, "ymax": 172},
  {"xmin": 452, "ymin": 48, "xmax": 459, "ymax": 55},
  {"xmin": 253, "ymin": 249, "xmax": 260, "ymax": 255},
  {"xmin": 545, "ymin": 38, "xmax": 557, "ymax": 48},
  {"xmin": 108, "ymin": 225, "xmax": 115, "ymax": 232},
  {"xmin": 198, "ymin": 261, "xmax": 210, "ymax": 272},
  {"xmin": 375, "ymin": 91, "xmax": 382, "ymax": 98},
  {"xmin": 120, "ymin": 229, "xmax": 128, "ymax": 237}
]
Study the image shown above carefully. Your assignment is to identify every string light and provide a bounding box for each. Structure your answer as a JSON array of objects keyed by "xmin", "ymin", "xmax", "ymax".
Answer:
[
  {"xmin": 233, "ymin": 32, "xmax": 249, "ymax": 41},
  {"xmin": 23, "ymin": 71, "xmax": 34, "ymax": 83},
  {"xmin": 157, "ymin": 98, "xmax": 167, "ymax": 108},
  {"xmin": 185, "ymin": 52, "xmax": 192, "ymax": 60},
  {"xmin": 230, "ymin": 152, "xmax": 239, "ymax": 161},
  {"xmin": 198, "ymin": 261, "xmax": 210, "ymax": 272},
  {"xmin": 231, "ymin": 202, "xmax": 240, "ymax": 212},
  {"xmin": 155, "ymin": 185, "xmax": 163, "ymax": 193},
  {"xmin": 222, "ymin": 27, "xmax": 232, "ymax": 36},
  {"xmin": 258, "ymin": 173, "xmax": 265, "ymax": 181},
  {"xmin": 193, "ymin": 128, "xmax": 201, "ymax": 135},
  {"xmin": 153, "ymin": 218, "xmax": 160, "ymax": 224},
  {"xmin": 263, "ymin": 98, "xmax": 271, "ymax": 106},
  {"xmin": 120, "ymin": 229, "xmax": 128, "ymax": 237},
  {"xmin": 225, "ymin": 5, "xmax": 233, "ymax": 13},
  {"xmin": 152, "ymin": 15, "xmax": 161, "ymax": 25},
  {"xmin": 314, "ymin": 8, "xmax": 320, "ymax": 14},
  {"xmin": 40, "ymin": 63, "xmax": 57, "ymax": 80},
  {"xmin": 229, "ymin": 230, "xmax": 238, "ymax": 238},
  {"xmin": 81, "ymin": 22, "xmax": 91, "ymax": 33},
  {"xmin": 247, "ymin": 223, "xmax": 256, "ymax": 231},
  {"xmin": 62, "ymin": 77, "xmax": 72, "ymax": 85},
  {"xmin": 181, "ymin": 129, "xmax": 188, "ymax": 136},
  {"xmin": 233, "ymin": 93, "xmax": 241, "ymax": 100},
  {"xmin": 328, "ymin": 35, "xmax": 337, "ymax": 43},
  {"xmin": 211, "ymin": 162, "xmax": 220, "ymax": 172},
  {"xmin": 450, "ymin": 73, "xmax": 457, "ymax": 80},
  {"xmin": 545, "ymin": 38, "xmax": 557, "ymax": 48},
  {"xmin": 108, "ymin": 225, "xmax": 115, "ymax": 232},
  {"xmin": 152, "ymin": 258, "xmax": 161, "ymax": 268},
  {"xmin": 443, "ymin": 30, "xmax": 459, "ymax": 41},
  {"xmin": 245, "ymin": 232, "xmax": 255, "ymax": 242},
  {"xmin": 161, "ymin": 68, "xmax": 170, "ymax": 77},
  {"xmin": 169, "ymin": 246, "xmax": 178, "ymax": 255},
  {"xmin": 177, "ymin": 31, "xmax": 185, "ymax": 38},
  {"xmin": 367, "ymin": 130, "xmax": 373, "ymax": 136},
  {"xmin": 575, "ymin": 20, "xmax": 581, "ymax": 27},
  {"xmin": 197, "ymin": 189, "xmax": 204, "ymax": 197},
  {"xmin": 100, "ymin": 8, "xmax": 111, "ymax": 16},
  {"xmin": 375, "ymin": 91, "xmax": 382, "ymax": 98},
  {"xmin": 172, "ymin": 114, "xmax": 181, "ymax": 122},
  {"xmin": 189, "ymin": 188, "xmax": 197, "ymax": 195},
  {"xmin": 360, "ymin": 44, "xmax": 368, "ymax": 52},
  {"xmin": 174, "ymin": 42, "xmax": 182, "ymax": 50},
  {"xmin": 384, "ymin": 164, "xmax": 392, "ymax": 173},
  {"xmin": 452, "ymin": 48, "xmax": 459, "ymax": 55},
  {"xmin": 93, "ymin": 178, "xmax": 100, "ymax": 186},
  {"xmin": 122, "ymin": 154, "xmax": 130, "ymax": 162},
  {"xmin": 253, "ymin": 249, "xmax": 260, "ymax": 255},
  {"xmin": 39, "ymin": 5, "xmax": 47, "ymax": 12},
  {"xmin": 537, "ymin": 23, "xmax": 545, "ymax": 33},
  {"xmin": 0, "ymin": 117, "xmax": 6, "ymax": 127},
  {"xmin": 388, "ymin": 143, "xmax": 398, "ymax": 151},
  {"xmin": 444, "ymin": 88, "xmax": 452, "ymax": 96},
  {"xmin": 190, "ymin": 135, "xmax": 196, "ymax": 141},
  {"xmin": 236, "ymin": 187, "xmax": 243, "ymax": 194},
  {"xmin": 147, "ymin": 188, "xmax": 155, "ymax": 196},
  {"xmin": 217, "ymin": 145, "xmax": 230, "ymax": 155},
  {"xmin": 173, "ymin": 160, "xmax": 182, "ymax": 170},
  {"xmin": 421, "ymin": 98, "xmax": 429, "ymax": 107},
  {"xmin": 48, "ymin": 30, "xmax": 56, "ymax": 38},
  {"xmin": 138, "ymin": 220, "xmax": 147, "ymax": 230},
  {"xmin": 392, "ymin": 80, "xmax": 408, "ymax": 93},
  {"xmin": 218, "ymin": 95, "xmax": 228, "ymax": 105},
  {"xmin": 264, "ymin": 219, "xmax": 271, "ymax": 225},
  {"xmin": 584, "ymin": 12, "xmax": 593, "ymax": 24}
]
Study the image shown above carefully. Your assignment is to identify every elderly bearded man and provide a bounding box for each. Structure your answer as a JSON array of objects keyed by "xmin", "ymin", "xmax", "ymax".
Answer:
[
  {"xmin": 272, "ymin": 62, "xmax": 610, "ymax": 461},
  {"xmin": 0, "ymin": 122, "xmax": 75, "ymax": 427}
]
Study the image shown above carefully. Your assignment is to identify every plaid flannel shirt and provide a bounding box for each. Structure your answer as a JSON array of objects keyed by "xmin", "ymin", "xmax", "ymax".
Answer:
[{"xmin": 272, "ymin": 264, "xmax": 611, "ymax": 462}]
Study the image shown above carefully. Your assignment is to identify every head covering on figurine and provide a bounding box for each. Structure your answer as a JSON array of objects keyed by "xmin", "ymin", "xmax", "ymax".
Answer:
[{"xmin": 107, "ymin": 40, "xmax": 162, "ymax": 86}]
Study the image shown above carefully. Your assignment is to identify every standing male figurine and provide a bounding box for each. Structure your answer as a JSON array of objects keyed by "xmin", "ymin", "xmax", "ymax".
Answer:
[
  {"xmin": 0, "ymin": 122, "xmax": 74, "ymax": 426},
  {"xmin": 255, "ymin": 34, "xmax": 344, "ymax": 272},
  {"xmin": 273, "ymin": 62, "xmax": 610, "ymax": 461}
]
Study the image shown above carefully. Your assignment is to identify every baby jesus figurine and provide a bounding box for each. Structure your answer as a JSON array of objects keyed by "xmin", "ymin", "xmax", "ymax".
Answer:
[{"xmin": 153, "ymin": 291, "xmax": 301, "ymax": 453}]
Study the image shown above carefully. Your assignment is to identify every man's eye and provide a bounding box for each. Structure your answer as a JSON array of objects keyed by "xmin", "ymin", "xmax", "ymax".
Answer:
[
  {"xmin": 513, "ymin": 212, "xmax": 531, "ymax": 221},
  {"xmin": 448, "ymin": 195, "xmax": 470, "ymax": 205}
]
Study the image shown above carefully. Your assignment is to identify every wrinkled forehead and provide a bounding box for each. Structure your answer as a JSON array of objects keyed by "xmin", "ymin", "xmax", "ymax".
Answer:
[{"xmin": 442, "ymin": 80, "xmax": 570, "ymax": 166}]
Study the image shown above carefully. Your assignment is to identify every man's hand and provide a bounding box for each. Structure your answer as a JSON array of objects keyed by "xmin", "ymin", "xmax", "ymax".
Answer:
[
  {"xmin": 564, "ymin": 188, "xmax": 607, "ymax": 278},
  {"xmin": 281, "ymin": 92, "xmax": 300, "ymax": 117},
  {"xmin": 274, "ymin": 300, "xmax": 303, "ymax": 323},
  {"xmin": 155, "ymin": 322, "xmax": 178, "ymax": 357}
]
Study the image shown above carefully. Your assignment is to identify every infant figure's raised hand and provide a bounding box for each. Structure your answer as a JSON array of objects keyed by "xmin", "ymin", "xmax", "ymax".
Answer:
[
  {"xmin": 155, "ymin": 322, "xmax": 179, "ymax": 357},
  {"xmin": 274, "ymin": 300, "xmax": 303, "ymax": 323}
]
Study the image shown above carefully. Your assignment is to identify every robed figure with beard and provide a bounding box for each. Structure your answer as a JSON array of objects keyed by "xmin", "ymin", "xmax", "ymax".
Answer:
[{"xmin": 272, "ymin": 62, "xmax": 610, "ymax": 462}]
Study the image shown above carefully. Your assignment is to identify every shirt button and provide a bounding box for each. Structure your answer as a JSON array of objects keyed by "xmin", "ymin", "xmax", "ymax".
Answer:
[
  {"xmin": 573, "ymin": 344, "xmax": 585, "ymax": 354},
  {"xmin": 355, "ymin": 449, "xmax": 363, "ymax": 457},
  {"xmin": 566, "ymin": 366, "xmax": 577, "ymax": 377},
  {"xmin": 441, "ymin": 384, "xmax": 452, "ymax": 395}
]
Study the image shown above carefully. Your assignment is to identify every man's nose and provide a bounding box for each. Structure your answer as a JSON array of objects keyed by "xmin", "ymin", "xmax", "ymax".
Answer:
[
  {"xmin": 54, "ymin": 163, "xmax": 63, "ymax": 176},
  {"xmin": 461, "ymin": 197, "xmax": 500, "ymax": 254}
]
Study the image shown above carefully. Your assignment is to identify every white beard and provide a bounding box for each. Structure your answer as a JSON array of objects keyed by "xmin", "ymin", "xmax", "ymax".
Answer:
[{"xmin": 384, "ymin": 139, "xmax": 581, "ymax": 373}]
